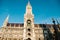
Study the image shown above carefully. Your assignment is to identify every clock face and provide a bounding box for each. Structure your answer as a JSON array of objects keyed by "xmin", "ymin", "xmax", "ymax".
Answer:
[
  {"xmin": 27, "ymin": 20, "xmax": 31, "ymax": 26},
  {"xmin": 27, "ymin": 20, "xmax": 31, "ymax": 24}
]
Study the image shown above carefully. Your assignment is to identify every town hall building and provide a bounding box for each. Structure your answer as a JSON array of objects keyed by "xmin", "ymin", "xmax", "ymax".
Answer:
[{"xmin": 0, "ymin": 1, "xmax": 60, "ymax": 40}]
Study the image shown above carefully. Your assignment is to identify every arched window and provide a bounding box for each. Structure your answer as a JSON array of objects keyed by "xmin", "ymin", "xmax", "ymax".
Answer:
[
  {"xmin": 28, "ymin": 28, "xmax": 31, "ymax": 31},
  {"xmin": 28, "ymin": 33, "xmax": 31, "ymax": 36},
  {"xmin": 27, "ymin": 20, "xmax": 31, "ymax": 26},
  {"xmin": 27, "ymin": 38, "xmax": 31, "ymax": 40}
]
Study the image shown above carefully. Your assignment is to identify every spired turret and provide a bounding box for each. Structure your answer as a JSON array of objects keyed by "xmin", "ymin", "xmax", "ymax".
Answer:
[
  {"xmin": 26, "ymin": 1, "xmax": 32, "ymax": 14},
  {"xmin": 24, "ymin": 0, "xmax": 34, "ymax": 19},
  {"xmin": 2, "ymin": 15, "xmax": 9, "ymax": 27}
]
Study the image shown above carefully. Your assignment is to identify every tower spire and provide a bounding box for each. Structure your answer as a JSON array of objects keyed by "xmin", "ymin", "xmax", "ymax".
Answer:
[
  {"xmin": 26, "ymin": 0, "xmax": 32, "ymax": 14},
  {"xmin": 28, "ymin": 0, "xmax": 30, "ymax": 5},
  {"xmin": 2, "ymin": 15, "xmax": 9, "ymax": 27},
  {"xmin": 27, "ymin": 0, "xmax": 31, "ymax": 7}
]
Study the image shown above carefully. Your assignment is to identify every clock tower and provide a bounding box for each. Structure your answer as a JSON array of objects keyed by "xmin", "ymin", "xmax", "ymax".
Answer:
[{"xmin": 23, "ymin": 1, "xmax": 35, "ymax": 40}]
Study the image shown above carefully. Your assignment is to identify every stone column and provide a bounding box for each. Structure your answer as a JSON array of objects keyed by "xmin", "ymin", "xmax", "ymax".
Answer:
[
  {"xmin": 17, "ymin": 39, "xmax": 19, "ymax": 40},
  {"xmin": 3, "ymin": 38, "xmax": 5, "ymax": 40},
  {"xmin": 2, "ymin": 38, "xmax": 4, "ymax": 40},
  {"xmin": 0, "ymin": 37, "xmax": 1, "ymax": 40},
  {"xmin": 1, "ymin": 37, "xmax": 2, "ymax": 40},
  {"xmin": 5, "ymin": 38, "xmax": 7, "ymax": 40},
  {"xmin": 11, "ymin": 38, "xmax": 13, "ymax": 40},
  {"xmin": 7, "ymin": 38, "xmax": 9, "ymax": 40}
]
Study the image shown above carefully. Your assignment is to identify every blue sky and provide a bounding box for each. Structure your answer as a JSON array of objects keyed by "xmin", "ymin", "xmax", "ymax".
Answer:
[{"xmin": 0, "ymin": 0, "xmax": 60, "ymax": 26}]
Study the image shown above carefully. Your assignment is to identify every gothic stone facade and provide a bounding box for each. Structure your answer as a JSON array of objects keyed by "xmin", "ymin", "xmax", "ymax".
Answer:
[{"xmin": 0, "ymin": 1, "xmax": 60, "ymax": 40}]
